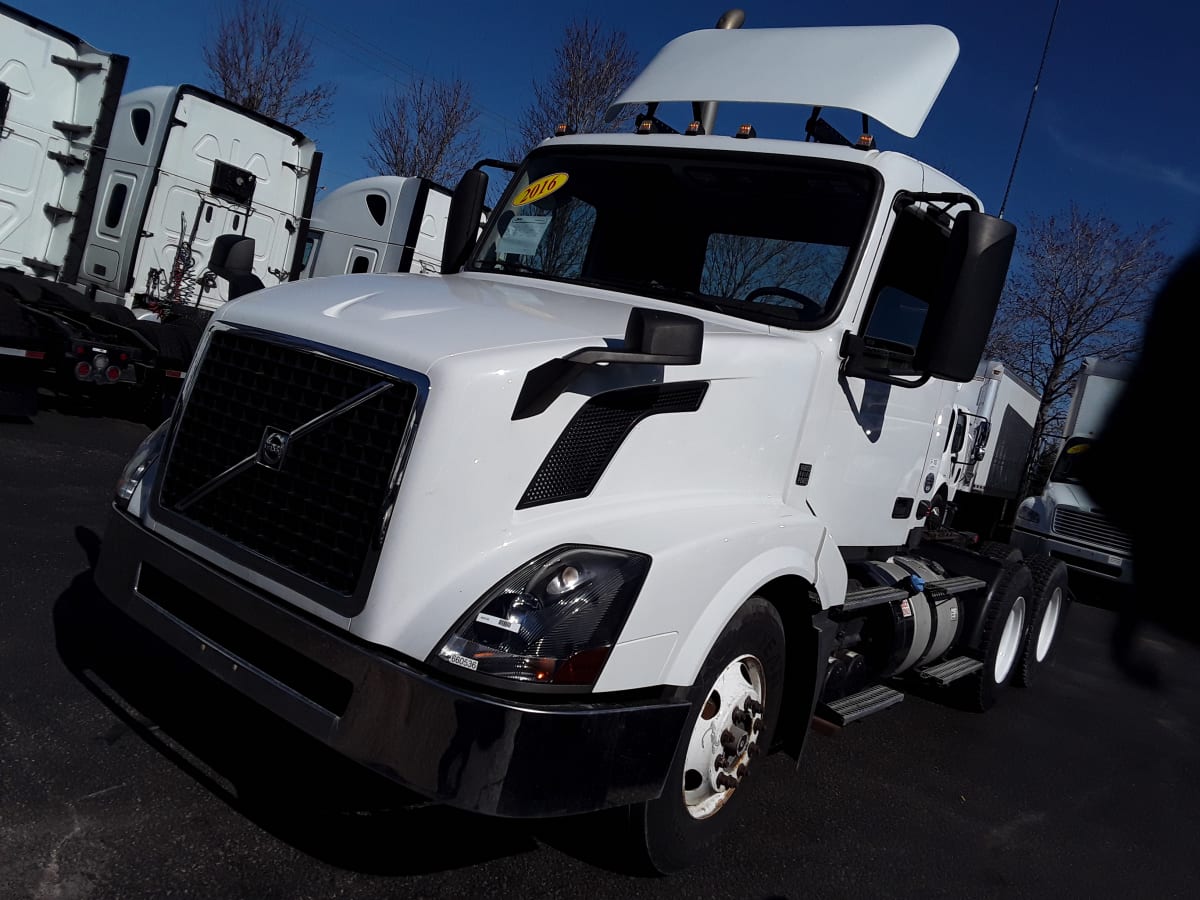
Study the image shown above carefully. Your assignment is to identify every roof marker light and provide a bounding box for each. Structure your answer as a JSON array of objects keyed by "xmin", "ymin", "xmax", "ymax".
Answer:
[
  {"xmin": 735, "ymin": 123, "xmax": 757, "ymax": 139},
  {"xmin": 685, "ymin": 121, "xmax": 706, "ymax": 136}
]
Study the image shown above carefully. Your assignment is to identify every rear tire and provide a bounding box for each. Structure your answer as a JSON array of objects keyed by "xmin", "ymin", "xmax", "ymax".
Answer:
[
  {"xmin": 633, "ymin": 597, "xmax": 785, "ymax": 874},
  {"xmin": 1015, "ymin": 556, "xmax": 1069, "ymax": 687},
  {"xmin": 977, "ymin": 540, "xmax": 1022, "ymax": 563},
  {"xmin": 970, "ymin": 561, "xmax": 1033, "ymax": 711}
]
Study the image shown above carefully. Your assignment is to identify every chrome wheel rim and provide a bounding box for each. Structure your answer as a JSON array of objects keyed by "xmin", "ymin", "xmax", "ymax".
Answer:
[
  {"xmin": 1036, "ymin": 587, "xmax": 1063, "ymax": 662},
  {"xmin": 994, "ymin": 595, "xmax": 1026, "ymax": 683},
  {"xmin": 681, "ymin": 654, "xmax": 766, "ymax": 819}
]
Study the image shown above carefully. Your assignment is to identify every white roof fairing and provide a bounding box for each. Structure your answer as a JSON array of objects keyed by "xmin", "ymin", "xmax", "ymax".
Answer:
[{"xmin": 606, "ymin": 25, "xmax": 959, "ymax": 139}]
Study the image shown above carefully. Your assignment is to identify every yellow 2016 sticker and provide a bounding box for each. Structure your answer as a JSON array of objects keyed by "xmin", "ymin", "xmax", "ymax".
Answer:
[{"xmin": 512, "ymin": 172, "xmax": 569, "ymax": 207}]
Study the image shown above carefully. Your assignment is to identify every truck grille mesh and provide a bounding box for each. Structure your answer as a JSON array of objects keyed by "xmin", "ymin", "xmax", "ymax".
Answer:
[
  {"xmin": 518, "ymin": 382, "xmax": 708, "ymax": 508},
  {"xmin": 160, "ymin": 331, "xmax": 417, "ymax": 596},
  {"xmin": 1052, "ymin": 506, "xmax": 1132, "ymax": 556}
]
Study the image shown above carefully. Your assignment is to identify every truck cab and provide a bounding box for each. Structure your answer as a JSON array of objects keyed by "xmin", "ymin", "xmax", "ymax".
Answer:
[
  {"xmin": 1011, "ymin": 357, "xmax": 1133, "ymax": 582},
  {"xmin": 95, "ymin": 22, "xmax": 1062, "ymax": 874}
]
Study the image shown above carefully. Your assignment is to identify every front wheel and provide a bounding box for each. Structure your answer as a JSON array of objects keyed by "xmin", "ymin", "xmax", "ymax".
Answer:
[{"xmin": 633, "ymin": 597, "xmax": 786, "ymax": 874}]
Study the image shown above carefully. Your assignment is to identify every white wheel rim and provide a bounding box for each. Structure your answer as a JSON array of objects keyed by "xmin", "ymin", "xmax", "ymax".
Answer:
[
  {"xmin": 993, "ymin": 595, "xmax": 1026, "ymax": 684},
  {"xmin": 1035, "ymin": 587, "xmax": 1063, "ymax": 662},
  {"xmin": 681, "ymin": 653, "xmax": 766, "ymax": 820}
]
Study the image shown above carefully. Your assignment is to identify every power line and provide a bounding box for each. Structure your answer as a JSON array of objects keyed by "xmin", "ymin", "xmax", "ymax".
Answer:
[
  {"xmin": 300, "ymin": 5, "xmax": 521, "ymax": 133},
  {"xmin": 999, "ymin": 0, "xmax": 1062, "ymax": 219}
]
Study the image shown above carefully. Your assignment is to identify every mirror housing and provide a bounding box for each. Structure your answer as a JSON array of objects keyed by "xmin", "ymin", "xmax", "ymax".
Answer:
[
  {"xmin": 208, "ymin": 234, "xmax": 264, "ymax": 300},
  {"xmin": 918, "ymin": 211, "xmax": 1017, "ymax": 382},
  {"xmin": 441, "ymin": 169, "xmax": 489, "ymax": 274}
]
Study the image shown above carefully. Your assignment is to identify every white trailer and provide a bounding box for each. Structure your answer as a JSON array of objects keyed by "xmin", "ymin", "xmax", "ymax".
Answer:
[
  {"xmin": 300, "ymin": 175, "xmax": 450, "ymax": 278},
  {"xmin": 96, "ymin": 20, "xmax": 1071, "ymax": 873},
  {"xmin": 1011, "ymin": 357, "xmax": 1133, "ymax": 581}
]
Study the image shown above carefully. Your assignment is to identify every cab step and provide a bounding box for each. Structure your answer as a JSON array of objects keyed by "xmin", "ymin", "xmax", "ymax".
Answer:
[
  {"xmin": 918, "ymin": 655, "xmax": 983, "ymax": 686},
  {"xmin": 818, "ymin": 685, "xmax": 904, "ymax": 726},
  {"xmin": 842, "ymin": 584, "xmax": 909, "ymax": 612},
  {"xmin": 924, "ymin": 575, "xmax": 987, "ymax": 598}
]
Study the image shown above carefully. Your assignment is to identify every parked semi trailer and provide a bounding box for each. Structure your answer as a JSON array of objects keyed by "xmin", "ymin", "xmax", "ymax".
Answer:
[{"xmin": 96, "ymin": 18, "xmax": 1070, "ymax": 872}]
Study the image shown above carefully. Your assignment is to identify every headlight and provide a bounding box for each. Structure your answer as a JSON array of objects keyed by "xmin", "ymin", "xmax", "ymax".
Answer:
[
  {"xmin": 1015, "ymin": 501, "xmax": 1041, "ymax": 525},
  {"xmin": 115, "ymin": 421, "xmax": 169, "ymax": 508},
  {"xmin": 432, "ymin": 546, "xmax": 651, "ymax": 687}
]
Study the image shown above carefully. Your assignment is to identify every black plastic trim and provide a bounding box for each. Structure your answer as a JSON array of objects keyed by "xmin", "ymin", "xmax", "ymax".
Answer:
[
  {"xmin": 94, "ymin": 510, "xmax": 690, "ymax": 817},
  {"xmin": 287, "ymin": 150, "xmax": 322, "ymax": 280},
  {"xmin": 518, "ymin": 381, "xmax": 708, "ymax": 508}
]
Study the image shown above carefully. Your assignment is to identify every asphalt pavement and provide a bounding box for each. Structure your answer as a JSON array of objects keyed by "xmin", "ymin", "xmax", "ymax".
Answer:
[{"xmin": 2, "ymin": 408, "xmax": 1198, "ymax": 899}]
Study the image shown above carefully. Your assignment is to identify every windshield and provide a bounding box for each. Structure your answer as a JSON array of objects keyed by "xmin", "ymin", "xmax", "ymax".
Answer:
[
  {"xmin": 469, "ymin": 147, "xmax": 878, "ymax": 328},
  {"xmin": 1050, "ymin": 437, "xmax": 1093, "ymax": 485}
]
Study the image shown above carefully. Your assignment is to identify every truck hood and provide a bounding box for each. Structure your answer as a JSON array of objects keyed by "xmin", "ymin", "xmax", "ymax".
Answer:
[
  {"xmin": 215, "ymin": 271, "xmax": 766, "ymax": 372},
  {"xmin": 1043, "ymin": 481, "xmax": 1098, "ymax": 512}
]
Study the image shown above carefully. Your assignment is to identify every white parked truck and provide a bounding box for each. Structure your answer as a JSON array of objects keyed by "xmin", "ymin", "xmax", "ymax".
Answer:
[
  {"xmin": 0, "ymin": 1, "xmax": 321, "ymax": 409},
  {"xmin": 1011, "ymin": 357, "xmax": 1133, "ymax": 582},
  {"xmin": 921, "ymin": 360, "xmax": 1039, "ymax": 531},
  {"xmin": 95, "ymin": 21, "xmax": 1071, "ymax": 872},
  {"xmin": 300, "ymin": 175, "xmax": 451, "ymax": 278}
]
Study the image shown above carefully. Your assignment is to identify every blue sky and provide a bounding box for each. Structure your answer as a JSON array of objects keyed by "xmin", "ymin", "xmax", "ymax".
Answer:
[{"xmin": 28, "ymin": 0, "xmax": 1200, "ymax": 260}]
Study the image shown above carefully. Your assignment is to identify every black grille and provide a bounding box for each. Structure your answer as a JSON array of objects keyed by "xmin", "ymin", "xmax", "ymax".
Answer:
[
  {"xmin": 160, "ymin": 331, "xmax": 417, "ymax": 596},
  {"xmin": 518, "ymin": 382, "xmax": 707, "ymax": 509}
]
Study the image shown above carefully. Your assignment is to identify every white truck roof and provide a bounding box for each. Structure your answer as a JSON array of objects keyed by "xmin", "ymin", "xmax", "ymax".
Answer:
[{"xmin": 607, "ymin": 24, "xmax": 959, "ymax": 138}]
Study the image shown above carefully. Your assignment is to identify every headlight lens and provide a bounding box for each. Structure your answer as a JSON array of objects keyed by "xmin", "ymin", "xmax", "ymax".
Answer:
[
  {"xmin": 115, "ymin": 421, "xmax": 169, "ymax": 508},
  {"xmin": 1015, "ymin": 502, "xmax": 1041, "ymax": 525},
  {"xmin": 432, "ymin": 546, "xmax": 651, "ymax": 687}
]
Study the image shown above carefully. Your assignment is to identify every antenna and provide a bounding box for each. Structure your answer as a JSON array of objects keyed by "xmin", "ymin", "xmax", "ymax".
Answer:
[{"xmin": 998, "ymin": 0, "xmax": 1062, "ymax": 219}]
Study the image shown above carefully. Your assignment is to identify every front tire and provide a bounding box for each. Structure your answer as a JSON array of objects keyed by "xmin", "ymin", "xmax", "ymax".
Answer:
[{"xmin": 634, "ymin": 597, "xmax": 786, "ymax": 874}]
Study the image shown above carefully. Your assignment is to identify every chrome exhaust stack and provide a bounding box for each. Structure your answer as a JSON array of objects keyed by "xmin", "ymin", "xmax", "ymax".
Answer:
[{"xmin": 695, "ymin": 9, "xmax": 746, "ymax": 135}]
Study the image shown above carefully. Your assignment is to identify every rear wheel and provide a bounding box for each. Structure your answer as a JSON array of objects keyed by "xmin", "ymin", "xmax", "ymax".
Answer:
[
  {"xmin": 977, "ymin": 540, "xmax": 1022, "ymax": 563},
  {"xmin": 1015, "ymin": 556, "xmax": 1069, "ymax": 687},
  {"xmin": 970, "ymin": 561, "xmax": 1033, "ymax": 711},
  {"xmin": 633, "ymin": 597, "xmax": 785, "ymax": 874}
]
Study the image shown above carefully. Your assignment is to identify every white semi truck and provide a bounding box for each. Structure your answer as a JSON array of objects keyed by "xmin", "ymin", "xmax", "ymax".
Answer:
[
  {"xmin": 299, "ymin": 175, "xmax": 451, "ymax": 279},
  {"xmin": 0, "ymin": 1, "xmax": 320, "ymax": 411},
  {"xmin": 1011, "ymin": 357, "xmax": 1133, "ymax": 582},
  {"xmin": 95, "ymin": 21, "xmax": 1070, "ymax": 872},
  {"xmin": 921, "ymin": 360, "xmax": 1039, "ymax": 532}
]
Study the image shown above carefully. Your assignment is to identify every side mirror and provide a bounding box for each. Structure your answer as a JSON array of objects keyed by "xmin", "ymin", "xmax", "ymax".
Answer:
[
  {"xmin": 918, "ymin": 212, "xmax": 1017, "ymax": 382},
  {"xmin": 208, "ymin": 234, "xmax": 264, "ymax": 300},
  {"xmin": 441, "ymin": 169, "xmax": 488, "ymax": 274}
]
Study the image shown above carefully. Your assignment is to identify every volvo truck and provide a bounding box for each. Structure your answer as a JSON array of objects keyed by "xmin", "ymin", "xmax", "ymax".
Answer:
[{"xmin": 95, "ymin": 20, "xmax": 1070, "ymax": 872}]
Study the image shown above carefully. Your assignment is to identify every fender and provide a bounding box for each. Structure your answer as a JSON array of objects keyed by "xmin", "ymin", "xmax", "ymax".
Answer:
[{"xmin": 594, "ymin": 509, "xmax": 847, "ymax": 691}]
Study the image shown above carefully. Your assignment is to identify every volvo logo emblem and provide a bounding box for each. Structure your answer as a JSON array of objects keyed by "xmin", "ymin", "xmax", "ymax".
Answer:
[{"xmin": 257, "ymin": 426, "xmax": 291, "ymax": 470}]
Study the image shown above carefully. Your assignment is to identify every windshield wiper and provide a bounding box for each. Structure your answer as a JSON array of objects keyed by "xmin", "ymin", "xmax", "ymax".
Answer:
[{"xmin": 482, "ymin": 258, "xmax": 547, "ymax": 278}]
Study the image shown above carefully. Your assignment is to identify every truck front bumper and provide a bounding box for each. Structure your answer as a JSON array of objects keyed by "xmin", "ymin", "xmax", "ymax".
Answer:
[
  {"xmin": 94, "ymin": 510, "xmax": 691, "ymax": 818},
  {"xmin": 1010, "ymin": 526, "xmax": 1134, "ymax": 584}
]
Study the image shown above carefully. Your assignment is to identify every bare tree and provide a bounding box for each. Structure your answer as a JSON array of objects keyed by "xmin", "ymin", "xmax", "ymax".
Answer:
[
  {"xmin": 203, "ymin": 0, "xmax": 335, "ymax": 129},
  {"xmin": 365, "ymin": 75, "xmax": 480, "ymax": 186},
  {"xmin": 986, "ymin": 205, "xmax": 1172, "ymax": 492},
  {"xmin": 508, "ymin": 19, "xmax": 638, "ymax": 158}
]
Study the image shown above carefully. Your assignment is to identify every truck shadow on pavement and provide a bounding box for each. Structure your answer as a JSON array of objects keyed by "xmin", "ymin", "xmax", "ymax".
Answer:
[{"xmin": 52, "ymin": 527, "xmax": 630, "ymax": 876}]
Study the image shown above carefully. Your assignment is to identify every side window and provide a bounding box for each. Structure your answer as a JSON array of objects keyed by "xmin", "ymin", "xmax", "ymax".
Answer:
[
  {"xmin": 97, "ymin": 173, "xmax": 136, "ymax": 239},
  {"xmin": 951, "ymin": 415, "xmax": 968, "ymax": 454},
  {"xmin": 365, "ymin": 193, "xmax": 387, "ymax": 227},
  {"xmin": 130, "ymin": 108, "xmax": 152, "ymax": 145},
  {"xmin": 348, "ymin": 245, "xmax": 377, "ymax": 274},
  {"xmin": 857, "ymin": 204, "xmax": 950, "ymax": 375}
]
